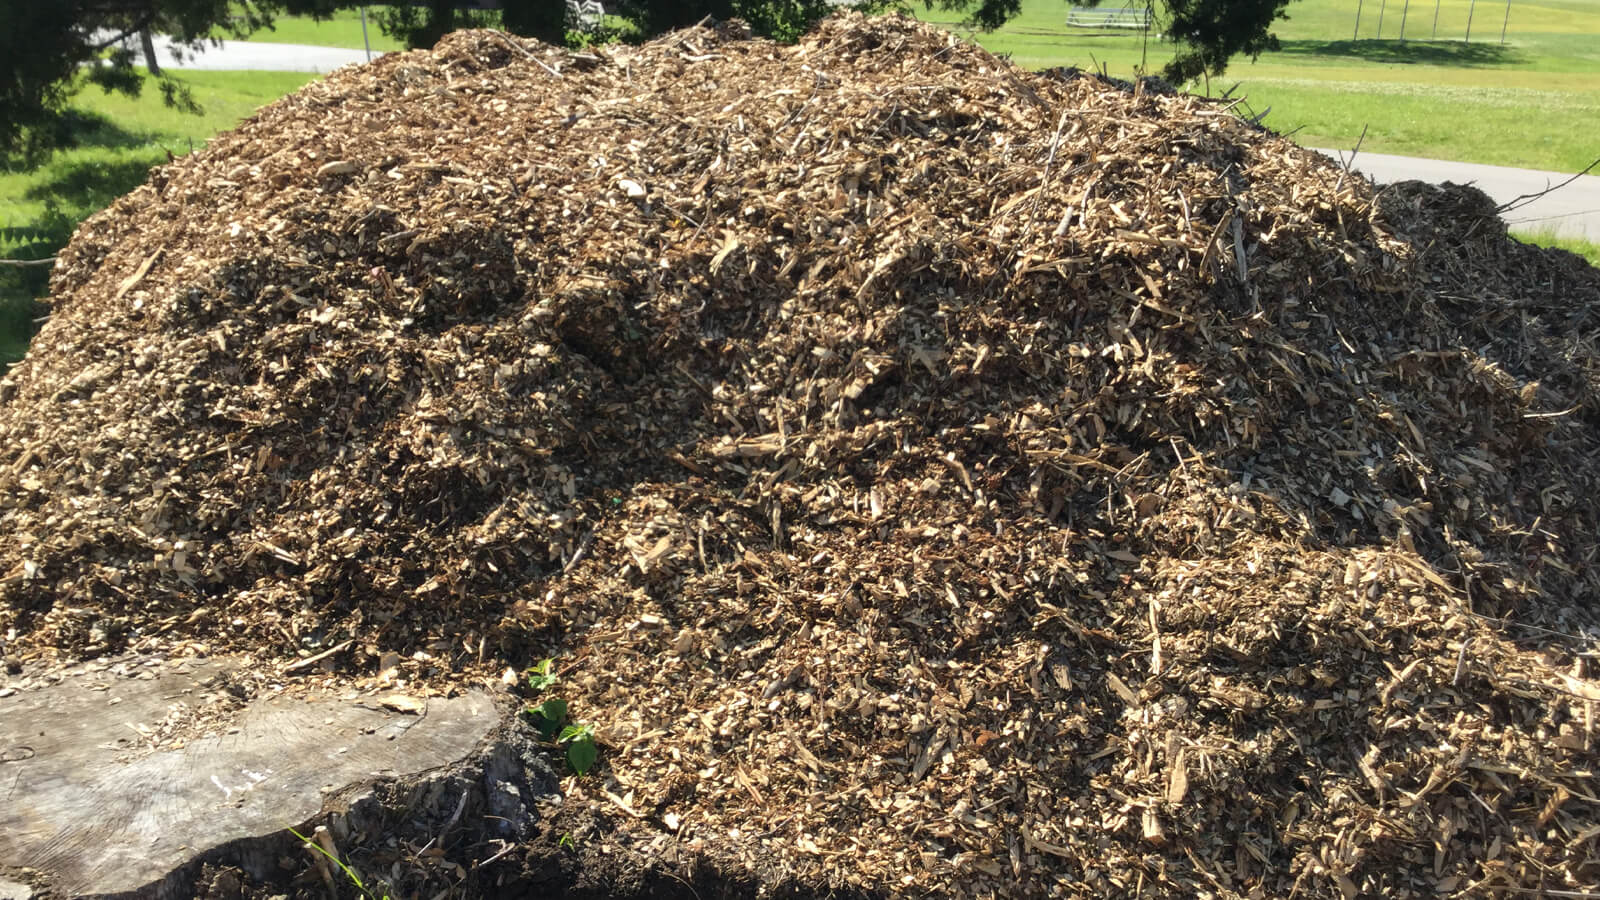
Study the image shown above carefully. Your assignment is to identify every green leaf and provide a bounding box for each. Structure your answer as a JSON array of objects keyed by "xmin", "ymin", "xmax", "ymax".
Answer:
[
  {"xmin": 526, "ymin": 659, "xmax": 558, "ymax": 692},
  {"xmin": 565, "ymin": 735, "xmax": 597, "ymax": 775},
  {"xmin": 528, "ymin": 698, "xmax": 568, "ymax": 739},
  {"xmin": 558, "ymin": 722, "xmax": 592, "ymax": 743}
]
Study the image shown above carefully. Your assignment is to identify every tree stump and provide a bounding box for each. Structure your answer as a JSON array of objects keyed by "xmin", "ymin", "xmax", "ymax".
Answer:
[{"xmin": 0, "ymin": 655, "xmax": 502, "ymax": 898}]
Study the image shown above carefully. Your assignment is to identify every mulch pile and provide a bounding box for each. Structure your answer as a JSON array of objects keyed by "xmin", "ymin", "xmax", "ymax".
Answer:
[{"xmin": 4, "ymin": 12, "xmax": 1600, "ymax": 897}]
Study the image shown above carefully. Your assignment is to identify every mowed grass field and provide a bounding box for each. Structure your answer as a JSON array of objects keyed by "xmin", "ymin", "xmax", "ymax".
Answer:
[
  {"xmin": 222, "ymin": 7, "xmax": 406, "ymax": 52},
  {"xmin": 1518, "ymin": 227, "xmax": 1600, "ymax": 266},
  {"xmin": 919, "ymin": 0, "xmax": 1600, "ymax": 173}
]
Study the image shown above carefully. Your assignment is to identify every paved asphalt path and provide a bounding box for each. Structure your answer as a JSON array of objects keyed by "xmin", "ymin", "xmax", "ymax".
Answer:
[
  {"xmin": 116, "ymin": 33, "xmax": 380, "ymax": 73},
  {"xmin": 118, "ymin": 35, "xmax": 1600, "ymax": 242},
  {"xmin": 1317, "ymin": 148, "xmax": 1600, "ymax": 241}
]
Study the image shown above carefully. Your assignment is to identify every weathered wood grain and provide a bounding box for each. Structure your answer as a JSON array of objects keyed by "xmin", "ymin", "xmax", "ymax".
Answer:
[{"xmin": 0, "ymin": 656, "xmax": 498, "ymax": 898}]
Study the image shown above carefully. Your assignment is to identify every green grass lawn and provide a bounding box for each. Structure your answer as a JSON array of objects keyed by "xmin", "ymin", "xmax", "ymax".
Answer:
[
  {"xmin": 920, "ymin": 0, "xmax": 1600, "ymax": 173},
  {"xmin": 1514, "ymin": 228, "xmax": 1600, "ymax": 268},
  {"xmin": 224, "ymin": 7, "xmax": 406, "ymax": 52},
  {"xmin": 0, "ymin": 69, "xmax": 316, "ymax": 364},
  {"xmin": 1238, "ymin": 77, "xmax": 1600, "ymax": 171}
]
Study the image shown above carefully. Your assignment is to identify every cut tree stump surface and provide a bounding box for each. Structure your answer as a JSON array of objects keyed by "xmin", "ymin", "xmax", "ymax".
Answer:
[{"xmin": 0, "ymin": 655, "xmax": 498, "ymax": 898}]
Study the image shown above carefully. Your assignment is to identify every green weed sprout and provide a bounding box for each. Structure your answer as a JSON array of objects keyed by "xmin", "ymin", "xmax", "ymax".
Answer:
[
  {"xmin": 288, "ymin": 826, "xmax": 391, "ymax": 900},
  {"xmin": 524, "ymin": 659, "xmax": 599, "ymax": 775},
  {"xmin": 525, "ymin": 657, "xmax": 558, "ymax": 691}
]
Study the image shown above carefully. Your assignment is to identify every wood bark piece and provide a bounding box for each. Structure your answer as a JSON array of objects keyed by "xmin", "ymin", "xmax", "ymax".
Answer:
[{"xmin": 0, "ymin": 655, "xmax": 498, "ymax": 898}]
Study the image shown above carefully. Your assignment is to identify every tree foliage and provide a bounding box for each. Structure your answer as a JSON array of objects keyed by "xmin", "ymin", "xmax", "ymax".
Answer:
[
  {"xmin": 521, "ymin": 0, "xmax": 1291, "ymax": 82},
  {"xmin": 0, "ymin": 0, "xmax": 336, "ymax": 161},
  {"xmin": 1152, "ymin": 0, "xmax": 1294, "ymax": 82},
  {"xmin": 373, "ymin": 0, "xmax": 516, "ymax": 49},
  {"xmin": 600, "ymin": 1, "xmax": 1003, "ymax": 42},
  {"xmin": 608, "ymin": 0, "xmax": 843, "ymax": 43}
]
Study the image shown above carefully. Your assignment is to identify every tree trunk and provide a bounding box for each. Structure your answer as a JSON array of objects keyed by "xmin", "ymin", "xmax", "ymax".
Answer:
[
  {"xmin": 139, "ymin": 26, "xmax": 161, "ymax": 75},
  {"xmin": 421, "ymin": 0, "xmax": 455, "ymax": 48}
]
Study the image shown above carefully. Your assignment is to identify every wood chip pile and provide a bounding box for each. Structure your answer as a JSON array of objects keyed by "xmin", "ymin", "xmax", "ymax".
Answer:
[{"xmin": 4, "ymin": 13, "xmax": 1600, "ymax": 897}]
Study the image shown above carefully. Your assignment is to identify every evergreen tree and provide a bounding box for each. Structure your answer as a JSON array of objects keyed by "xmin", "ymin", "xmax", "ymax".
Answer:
[{"xmin": 0, "ymin": 0, "xmax": 338, "ymax": 160}]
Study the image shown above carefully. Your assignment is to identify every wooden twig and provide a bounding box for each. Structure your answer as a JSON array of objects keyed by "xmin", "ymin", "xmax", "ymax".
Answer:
[
  {"xmin": 1024, "ymin": 108, "xmax": 1073, "ymax": 236},
  {"xmin": 561, "ymin": 530, "xmax": 595, "ymax": 574},
  {"xmin": 1334, "ymin": 123, "xmax": 1369, "ymax": 195},
  {"xmin": 1452, "ymin": 637, "xmax": 1472, "ymax": 686},
  {"xmin": 490, "ymin": 30, "xmax": 562, "ymax": 78},
  {"xmin": 282, "ymin": 639, "xmax": 353, "ymax": 673},
  {"xmin": 301, "ymin": 827, "xmax": 339, "ymax": 898},
  {"xmin": 481, "ymin": 838, "xmax": 518, "ymax": 866},
  {"xmin": 1495, "ymin": 155, "xmax": 1600, "ymax": 215},
  {"xmin": 0, "ymin": 257, "xmax": 55, "ymax": 267}
]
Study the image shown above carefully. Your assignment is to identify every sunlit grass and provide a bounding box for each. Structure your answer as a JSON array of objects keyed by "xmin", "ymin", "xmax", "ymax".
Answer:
[
  {"xmin": 1236, "ymin": 78, "xmax": 1600, "ymax": 171},
  {"xmin": 223, "ymin": 7, "xmax": 405, "ymax": 51},
  {"xmin": 1513, "ymin": 227, "xmax": 1600, "ymax": 268},
  {"xmin": 913, "ymin": 0, "xmax": 1600, "ymax": 173},
  {"xmin": 1, "ymin": 70, "xmax": 313, "ymax": 227}
]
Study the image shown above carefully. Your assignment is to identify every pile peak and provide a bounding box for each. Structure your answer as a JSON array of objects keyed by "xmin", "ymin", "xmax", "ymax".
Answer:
[{"xmin": 3, "ymin": 13, "xmax": 1599, "ymax": 896}]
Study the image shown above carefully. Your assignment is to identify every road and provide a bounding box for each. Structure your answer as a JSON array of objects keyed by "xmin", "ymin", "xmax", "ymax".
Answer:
[
  {"xmin": 111, "ymin": 32, "xmax": 380, "ymax": 73},
  {"xmin": 1316, "ymin": 148, "xmax": 1600, "ymax": 241}
]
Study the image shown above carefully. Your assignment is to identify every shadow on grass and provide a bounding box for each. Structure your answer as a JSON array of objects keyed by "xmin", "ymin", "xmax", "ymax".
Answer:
[
  {"xmin": 2, "ymin": 112, "xmax": 171, "ymax": 367},
  {"xmin": 4, "ymin": 109, "xmax": 151, "ymax": 172},
  {"xmin": 50, "ymin": 109, "xmax": 152, "ymax": 151},
  {"xmin": 0, "ymin": 204, "xmax": 73, "ymax": 368},
  {"xmin": 1275, "ymin": 38, "xmax": 1524, "ymax": 67},
  {"xmin": 25, "ymin": 156, "xmax": 160, "ymax": 209}
]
